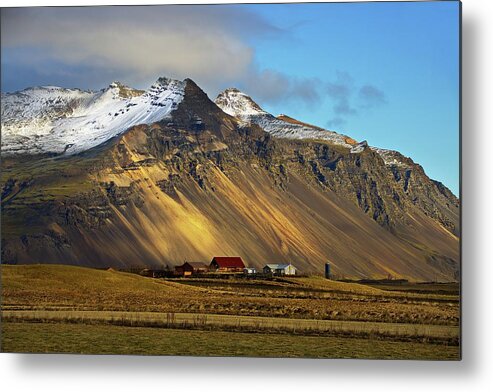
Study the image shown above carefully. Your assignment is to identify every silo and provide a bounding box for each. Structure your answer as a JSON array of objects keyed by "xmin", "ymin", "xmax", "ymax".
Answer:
[{"xmin": 325, "ymin": 263, "xmax": 331, "ymax": 279}]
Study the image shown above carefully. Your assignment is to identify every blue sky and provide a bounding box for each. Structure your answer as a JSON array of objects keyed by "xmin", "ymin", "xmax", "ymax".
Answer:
[{"xmin": 1, "ymin": 1, "xmax": 460, "ymax": 195}]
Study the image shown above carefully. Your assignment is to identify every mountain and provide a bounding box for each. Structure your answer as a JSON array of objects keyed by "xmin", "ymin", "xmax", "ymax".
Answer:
[
  {"xmin": 0, "ymin": 77, "xmax": 460, "ymax": 281},
  {"xmin": 215, "ymin": 88, "xmax": 460, "ymax": 236},
  {"xmin": 215, "ymin": 88, "xmax": 412, "ymax": 168},
  {"xmin": 1, "ymin": 78, "xmax": 183, "ymax": 155},
  {"xmin": 215, "ymin": 88, "xmax": 356, "ymax": 147}
]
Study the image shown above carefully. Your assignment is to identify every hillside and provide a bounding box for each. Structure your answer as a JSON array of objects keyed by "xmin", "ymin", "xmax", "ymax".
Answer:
[
  {"xmin": 1, "ymin": 264, "xmax": 459, "ymax": 325},
  {"xmin": 1, "ymin": 77, "xmax": 459, "ymax": 280},
  {"xmin": 1, "ymin": 264, "xmax": 459, "ymax": 358}
]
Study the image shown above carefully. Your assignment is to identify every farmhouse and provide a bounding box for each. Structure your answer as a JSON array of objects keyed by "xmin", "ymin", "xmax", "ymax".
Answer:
[
  {"xmin": 263, "ymin": 263, "xmax": 297, "ymax": 276},
  {"xmin": 244, "ymin": 267, "xmax": 257, "ymax": 275},
  {"xmin": 187, "ymin": 262, "xmax": 209, "ymax": 274},
  {"xmin": 175, "ymin": 261, "xmax": 209, "ymax": 276},
  {"xmin": 209, "ymin": 256, "xmax": 245, "ymax": 272}
]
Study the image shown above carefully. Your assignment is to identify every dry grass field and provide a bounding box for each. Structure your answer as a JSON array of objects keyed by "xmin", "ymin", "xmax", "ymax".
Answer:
[
  {"xmin": 0, "ymin": 265, "xmax": 460, "ymax": 359},
  {"xmin": 1, "ymin": 323, "xmax": 459, "ymax": 359}
]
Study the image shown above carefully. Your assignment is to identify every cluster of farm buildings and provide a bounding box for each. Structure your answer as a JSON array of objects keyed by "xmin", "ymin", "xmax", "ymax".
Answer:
[{"xmin": 157, "ymin": 256, "xmax": 298, "ymax": 277}]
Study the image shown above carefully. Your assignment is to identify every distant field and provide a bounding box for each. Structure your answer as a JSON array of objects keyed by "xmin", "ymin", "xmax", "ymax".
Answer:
[
  {"xmin": 360, "ymin": 282, "xmax": 460, "ymax": 296},
  {"xmin": 0, "ymin": 265, "xmax": 461, "ymax": 359},
  {"xmin": 1, "ymin": 322, "xmax": 460, "ymax": 360}
]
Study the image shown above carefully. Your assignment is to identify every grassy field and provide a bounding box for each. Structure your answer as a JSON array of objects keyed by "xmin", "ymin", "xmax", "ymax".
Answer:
[
  {"xmin": 2, "ymin": 310, "xmax": 459, "ymax": 344},
  {"xmin": 0, "ymin": 265, "xmax": 461, "ymax": 359},
  {"xmin": 2, "ymin": 265, "xmax": 459, "ymax": 325},
  {"xmin": 1, "ymin": 322, "xmax": 460, "ymax": 359},
  {"xmin": 361, "ymin": 282, "xmax": 460, "ymax": 296}
]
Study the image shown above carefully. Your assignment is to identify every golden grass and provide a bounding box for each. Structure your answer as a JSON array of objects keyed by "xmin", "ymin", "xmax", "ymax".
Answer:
[
  {"xmin": 1, "ymin": 265, "xmax": 459, "ymax": 326},
  {"xmin": 1, "ymin": 265, "xmax": 461, "ymax": 357},
  {"xmin": 1, "ymin": 322, "xmax": 460, "ymax": 359},
  {"xmin": 1, "ymin": 310, "xmax": 459, "ymax": 344}
]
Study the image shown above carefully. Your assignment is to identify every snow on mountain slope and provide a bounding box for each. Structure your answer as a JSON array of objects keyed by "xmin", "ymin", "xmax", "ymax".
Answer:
[
  {"xmin": 1, "ymin": 87, "xmax": 94, "ymax": 154},
  {"xmin": 350, "ymin": 140, "xmax": 368, "ymax": 154},
  {"xmin": 2, "ymin": 79, "xmax": 412, "ymax": 169},
  {"xmin": 214, "ymin": 88, "xmax": 267, "ymax": 117},
  {"xmin": 370, "ymin": 147, "xmax": 411, "ymax": 168},
  {"xmin": 215, "ymin": 88, "xmax": 411, "ymax": 168},
  {"xmin": 215, "ymin": 88, "xmax": 355, "ymax": 148},
  {"xmin": 1, "ymin": 78, "xmax": 185, "ymax": 155}
]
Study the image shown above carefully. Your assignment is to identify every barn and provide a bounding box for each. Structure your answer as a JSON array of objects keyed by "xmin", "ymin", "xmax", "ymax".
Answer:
[
  {"xmin": 263, "ymin": 263, "xmax": 297, "ymax": 276},
  {"xmin": 187, "ymin": 262, "xmax": 209, "ymax": 274},
  {"xmin": 175, "ymin": 261, "xmax": 209, "ymax": 276},
  {"xmin": 209, "ymin": 256, "xmax": 245, "ymax": 272}
]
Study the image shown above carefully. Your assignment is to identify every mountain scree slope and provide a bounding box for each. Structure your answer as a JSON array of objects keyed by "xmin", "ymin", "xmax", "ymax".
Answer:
[{"xmin": 0, "ymin": 77, "xmax": 459, "ymax": 281}]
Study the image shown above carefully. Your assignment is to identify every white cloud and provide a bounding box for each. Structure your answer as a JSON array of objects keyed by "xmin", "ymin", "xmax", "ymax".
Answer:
[
  {"xmin": 1, "ymin": 6, "xmax": 259, "ymax": 88},
  {"xmin": 1, "ymin": 6, "xmax": 351, "ymax": 110}
]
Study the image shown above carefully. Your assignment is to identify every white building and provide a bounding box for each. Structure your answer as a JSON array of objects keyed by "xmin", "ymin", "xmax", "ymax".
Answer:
[{"xmin": 263, "ymin": 263, "xmax": 297, "ymax": 276}]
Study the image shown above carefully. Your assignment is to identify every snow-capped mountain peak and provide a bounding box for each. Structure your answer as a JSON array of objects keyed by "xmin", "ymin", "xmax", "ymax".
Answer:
[
  {"xmin": 2, "ymin": 78, "xmax": 412, "ymax": 169},
  {"xmin": 214, "ymin": 87, "xmax": 412, "ymax": 168},
  {"xmin": 215, "ymin": 88, "xmax": 355, "ymax": 148},
  {"xmin": 215, "ymin": 88, "xmax": 267, "ymax": 117},
  {"xmin": 1, "ymin": 77, "xmax": 186, "ymax": 156}
]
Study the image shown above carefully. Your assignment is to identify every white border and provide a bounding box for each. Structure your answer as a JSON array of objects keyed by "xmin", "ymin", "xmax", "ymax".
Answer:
[{"xmin": 2, "ymin": 0, "xmax": 493, "ymax": 391}]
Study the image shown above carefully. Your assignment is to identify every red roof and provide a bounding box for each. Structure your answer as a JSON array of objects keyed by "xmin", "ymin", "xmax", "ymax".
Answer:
[{"xmin": 211, "ymin": 256, "xmax": 245, "ymax": 268}]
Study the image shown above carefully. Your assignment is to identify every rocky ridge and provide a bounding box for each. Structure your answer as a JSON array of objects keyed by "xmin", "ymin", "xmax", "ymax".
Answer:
[{"xmin": 0, "ymin": 77, "xmax": 460, "ymax": 280}]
